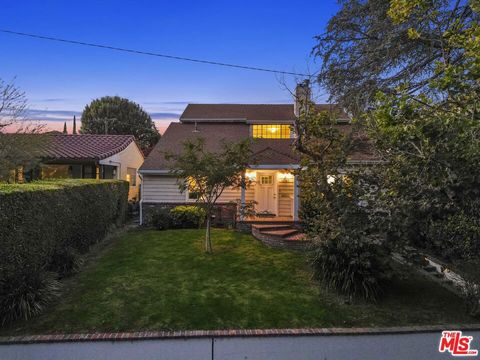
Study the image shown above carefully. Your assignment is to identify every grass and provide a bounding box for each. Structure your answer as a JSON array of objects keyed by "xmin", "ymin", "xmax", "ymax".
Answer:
[{"xmin": 3, "ymin": 229, "xmax": 476, "ymax": 335}]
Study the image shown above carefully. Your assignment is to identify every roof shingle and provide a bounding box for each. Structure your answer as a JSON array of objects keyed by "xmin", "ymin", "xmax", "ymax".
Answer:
[
  {"xmin": 180, "ymin": 104, "xmax": 348, "ymax": 122},
  {"xmin": 42, "ymin": 134, "xmax": 138, "ymax": 161}
]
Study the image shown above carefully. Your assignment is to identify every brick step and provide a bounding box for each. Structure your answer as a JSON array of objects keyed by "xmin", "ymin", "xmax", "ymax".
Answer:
[
  {"xmin": 252, "ymin": 224, "xmax": 294, "ymax": 231},
  {"xmin": 260, "ymin": 228, "xmax": 299, "ymax": 238}
]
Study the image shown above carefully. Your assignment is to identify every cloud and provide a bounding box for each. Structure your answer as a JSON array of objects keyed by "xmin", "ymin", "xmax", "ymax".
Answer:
[
  {"xmin": 149, "ymin": 112, "xmax": 181, "ymax": 120},
  {"xmin": 25, "ymin": 108, "xmax": 179, "ymax": 135},
  {"xmin": 143, "ymin": 101, "xmax": 190, "ymax": 105},
  {"xmin": 26, "ymin": 109, "xmax": 81, "ymax": 122},
  {"xmin": 26, "ymin": 109, "xmax": 181, "ymax": 122},
  {"xmin": 38, "ymin": 98, "xmax": 70, "ymax": 103}
]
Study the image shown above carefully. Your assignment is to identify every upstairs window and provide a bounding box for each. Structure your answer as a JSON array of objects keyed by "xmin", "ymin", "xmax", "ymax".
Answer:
[{"xmin": 252, "ymin": 124, "xmax": 291, "ymax": 139}]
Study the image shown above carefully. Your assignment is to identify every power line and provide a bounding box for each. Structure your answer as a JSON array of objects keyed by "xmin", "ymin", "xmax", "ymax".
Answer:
[{"xmin": 0, "ymin": 29, "xmax": 310, "ymax": 77}]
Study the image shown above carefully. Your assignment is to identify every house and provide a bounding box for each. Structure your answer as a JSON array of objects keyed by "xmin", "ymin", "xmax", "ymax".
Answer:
[
  {"xmin": 139, "ymin": 83, "xmax": 378, "ymax": 226},
  {"xmin": 30, "ymin": 134, "xmax": 144, "ymax": 200}
]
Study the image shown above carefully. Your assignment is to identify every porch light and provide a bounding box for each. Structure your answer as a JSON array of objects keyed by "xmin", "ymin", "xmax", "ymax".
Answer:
[
  {"xmin": 327, "ymin": 175, "xmax": 336, "ymax": 184},
  {"xmin": 126, "ymin": 173, "xmax": 131, "ymax": 183},
  {"xmin": 278, "ymin": 172, "xmax": 294, "ymax": 182},
  {"xmin": 245, "ymin": 171, "xmax": 256, "ymax": 181}
]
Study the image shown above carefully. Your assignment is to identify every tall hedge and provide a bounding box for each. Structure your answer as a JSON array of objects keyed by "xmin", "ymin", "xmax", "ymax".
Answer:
[{"xmin": 0, "ymin": 180, "xmax": 128, "ymax": 324}]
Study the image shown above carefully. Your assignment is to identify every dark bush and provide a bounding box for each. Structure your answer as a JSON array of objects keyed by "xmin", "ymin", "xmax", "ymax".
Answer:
[
  {"xmin": 427, "ymin": 212, "xmax": 480, "ymax": 260},
  {"xmin": 149, "ymin": 207, "xmax": 173, "ymax": 230},
  {"xmin": 48, "ymin": 247, "xmax": 84, "ymax": 278},
  {"xmin": 170, "ymin": 205, "xmax": 206, "ymax": 228},
  {"xmin": 0, "ymin": 270, "xmax": 60, "ymax": 325},
  {"xmin": 0, "ymin": 180, "xmax": 128, "ymax": 324},
  {"xmin": 311, "ymin": 236, "xmax": 391, "ymax": 301},
  {"xmin": 304, "ymin": 172, "xmax": 392, "ymax": 301}
]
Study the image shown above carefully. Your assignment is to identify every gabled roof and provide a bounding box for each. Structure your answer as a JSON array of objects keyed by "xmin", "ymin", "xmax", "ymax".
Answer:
[
  {"xmin": 180, "ymin": 104, "xmax": 348, "ymax": 122},
  {"xmin": 42, "ymin": 134, "xmax": 140, "ymax": 162},
  {"xmin": 140, "ymin": 101, "xmax": 379, "ymax": 172},
  {"xmin": 251, "ymin": 146, "xmax": 299, "ymax": 165},
  {"xmin": 140, "ymin": 122, "xmax": 301, "ymax": 171}
]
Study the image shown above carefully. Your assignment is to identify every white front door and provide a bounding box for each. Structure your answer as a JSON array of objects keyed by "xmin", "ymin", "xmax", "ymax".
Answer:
[{"xmin": 256, "ymin": 173, "xmax": 277, "ymax": 214}]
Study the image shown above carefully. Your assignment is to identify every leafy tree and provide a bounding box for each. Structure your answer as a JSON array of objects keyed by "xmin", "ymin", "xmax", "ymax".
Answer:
[
  {"xmin": 294, "ymin": 104, "xmax": 391, "ymax": 300},
  {"xmin": 0, "ymin": 78, "xmax": 46, "ymax": 181},
  {"xmin": 80, "ymin": 96, "xmax": 160, "ymax": 150},
  {"xmin": 314, "ymin": 0, "xmax": 478, "ymax": 114},
  {"xmin": 364, "ymin": 0, "xmax": 480, "ymax": 259},
  {"xmin": 166, "ymin": 138, "xmax": 252, "ymax": 253}
]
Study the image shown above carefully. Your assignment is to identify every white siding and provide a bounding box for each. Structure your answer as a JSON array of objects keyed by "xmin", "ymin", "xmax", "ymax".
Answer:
[
  {"xmin": 142, "ymin": 175, "xmax": 185, "ymax": 203},
  {"xmin": 278, "ymin": 181, "xmax": 294, "ymax": 216},
  {"xmin": 141, "ymin": 176, "xmax": 255, "ymax": 204},
  {"xmin": 217, "ymin": 185, "xmax": 254, "ymax": 203}
]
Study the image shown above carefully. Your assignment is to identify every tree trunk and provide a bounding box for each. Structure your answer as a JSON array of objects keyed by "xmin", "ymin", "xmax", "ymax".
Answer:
[{"xmin": 205, "ymin": 215, "xmax": 212, "ymax": 253}]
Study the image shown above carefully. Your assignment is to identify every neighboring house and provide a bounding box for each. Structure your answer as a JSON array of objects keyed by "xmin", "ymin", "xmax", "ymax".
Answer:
[
  {"xmin": 139, "ymin": 84, "xmax": 378, "ymax": 225},
  {"xmin": 29, "ymin": 134, "xmax": 144, "ymax": 200}
]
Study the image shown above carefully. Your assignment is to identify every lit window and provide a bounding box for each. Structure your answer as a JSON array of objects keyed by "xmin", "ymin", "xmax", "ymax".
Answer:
[
  {"xmin": 252, "ymin": 124, "xmax": 291, "ymax": 139},
  {"xmin": 260, "ymin": 175, "xmax": 273, "ymax": 185},
  {"xmin": 126, "ymin": 167, "xmax": 137, "ymax": 186},
  {"xmin": 186, "ymin": 177, "xmax": 201, "ymax": 200}
]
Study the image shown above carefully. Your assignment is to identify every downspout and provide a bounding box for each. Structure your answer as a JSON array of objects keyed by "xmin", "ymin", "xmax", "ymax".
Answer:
[{"xmin": 139, "ymin": 172, "xmax": 144, "ymax": 225}]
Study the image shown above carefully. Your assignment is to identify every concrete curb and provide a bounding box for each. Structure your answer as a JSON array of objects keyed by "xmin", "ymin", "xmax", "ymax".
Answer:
[{"xmin": 2, "ymin": 324, "xmax": 480, "ymax": 345}]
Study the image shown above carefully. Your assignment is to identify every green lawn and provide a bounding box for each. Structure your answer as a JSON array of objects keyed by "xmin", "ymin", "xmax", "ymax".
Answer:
[{"xmin": 4, "ymin": 229, "xmax": 476, "ymax": 334}]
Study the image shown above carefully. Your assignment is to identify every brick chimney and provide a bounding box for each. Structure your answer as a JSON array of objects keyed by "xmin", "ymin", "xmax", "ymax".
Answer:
[{"xmin": 294, "ymin": 80, "xmax": 311, "ymax": 117}]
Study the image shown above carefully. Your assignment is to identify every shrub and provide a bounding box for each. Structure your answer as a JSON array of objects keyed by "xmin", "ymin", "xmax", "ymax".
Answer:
[
  {"xmin": 0, "ymin": 180, "xmax": 128, "ymax": 324},
  {"xmin": 463, "ymin": 282, "xmax": 480, "ymax": 318},
  {"xmin": 170, "ymin": 205, "xmax": 206, "ymax": 228},
  {"xmin": 427, "ymin": 212, "xmax": 480, "ymax": 260},
  {"xmin": 48, "ymin": 247, "xmax": 84, "ymax": 278},
  {"xmin": 305, "ymin": 172, "xmax": 392, "ymax": 301},
  {"xmin": 0, "ymin": 270, "xmax": 60, "ymax": 325},
  {"xmin": 149, "ymin": 207, "xmax": 173, "ymax": 230},
  {"xmin": 311, "ymin": 236, "xmax": 391, "ymax": 301}
]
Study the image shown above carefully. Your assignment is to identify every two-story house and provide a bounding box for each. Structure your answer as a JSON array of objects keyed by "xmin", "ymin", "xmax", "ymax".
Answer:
[{"xmin": 138, "ymin": 83, "xmax": 377, "ymax": 227}]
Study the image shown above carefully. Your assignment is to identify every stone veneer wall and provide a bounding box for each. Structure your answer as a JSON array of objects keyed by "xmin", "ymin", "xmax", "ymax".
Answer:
[{"xmin": 142, "ymin": 202, "xmax": 237, "ymax": 227}]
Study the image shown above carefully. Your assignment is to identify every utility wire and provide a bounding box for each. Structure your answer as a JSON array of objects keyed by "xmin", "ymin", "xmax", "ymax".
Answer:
[{"xmin": 0, "ymin": 29, "xmax": 309, "ymax": 77}]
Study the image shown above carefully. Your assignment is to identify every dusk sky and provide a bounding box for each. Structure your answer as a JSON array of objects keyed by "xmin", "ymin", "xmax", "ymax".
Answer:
[{"xmin": 1, "ymin": 1, "xmax": 338, "ymax": 133}]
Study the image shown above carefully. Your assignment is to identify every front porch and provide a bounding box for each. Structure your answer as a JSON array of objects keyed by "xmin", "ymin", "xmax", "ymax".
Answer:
[
  {"xmin": 238, "ymin": 167, "xmax": 300, "ymax": 223},
  {"xmin": 236, "ymin": 167, "xmax": 306, "ymax": 249}
]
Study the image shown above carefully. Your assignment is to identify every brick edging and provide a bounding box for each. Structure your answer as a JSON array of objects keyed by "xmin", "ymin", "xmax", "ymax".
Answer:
[{"xmin": 2, "ymin": 324, "xmax": 480, "ymax": 345}]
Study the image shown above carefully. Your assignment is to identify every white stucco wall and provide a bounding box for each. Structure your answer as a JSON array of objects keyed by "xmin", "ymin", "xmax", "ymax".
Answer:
[{"xmin": 100, "ymin": 141, "xmax": 144, "ymax": 200}]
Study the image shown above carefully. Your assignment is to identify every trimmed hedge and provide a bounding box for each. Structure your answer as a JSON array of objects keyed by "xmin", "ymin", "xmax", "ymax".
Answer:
[
  {"xmin": 149, "ymin": 205, "xmax": 206, "ymax": 230},
  {"xmin": 0, "ymin": 180, "xmax": 129, "ymax": 324},
  {"xmin": 170, "ymin": 205, "xmax": 206, "ymax": 228}
]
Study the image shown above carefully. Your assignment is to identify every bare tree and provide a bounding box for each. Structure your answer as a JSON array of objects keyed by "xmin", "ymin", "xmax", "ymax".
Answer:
[{"xmin": 0, "ymin": 78, "xmax": 46, "ymax": 182}]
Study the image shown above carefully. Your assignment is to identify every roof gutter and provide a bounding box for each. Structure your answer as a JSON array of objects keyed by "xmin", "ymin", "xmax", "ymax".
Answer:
[
  {"xmin": 138, "ymin": 169, "xmax": 172, "ymax": 175},
  {"xmin": 180, "ymin": 118, "xmax": 247, "ymax": 123},
  {"xmin": 247, "ymin": 164, "xmax": 301, "ymax": 170},
  {"xmin": 139, "ymin": 172, "xmax": 144, "ymax": 225}
]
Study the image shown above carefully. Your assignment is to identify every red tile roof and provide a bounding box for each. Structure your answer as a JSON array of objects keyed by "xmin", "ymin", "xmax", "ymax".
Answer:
[
  {"xmin": 180, "ymin": 104, "xmax": 348, "ymax": 122},
  {"xmin": 42, "ymin": 134, "xmax": 138, "ymax": 162}
]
